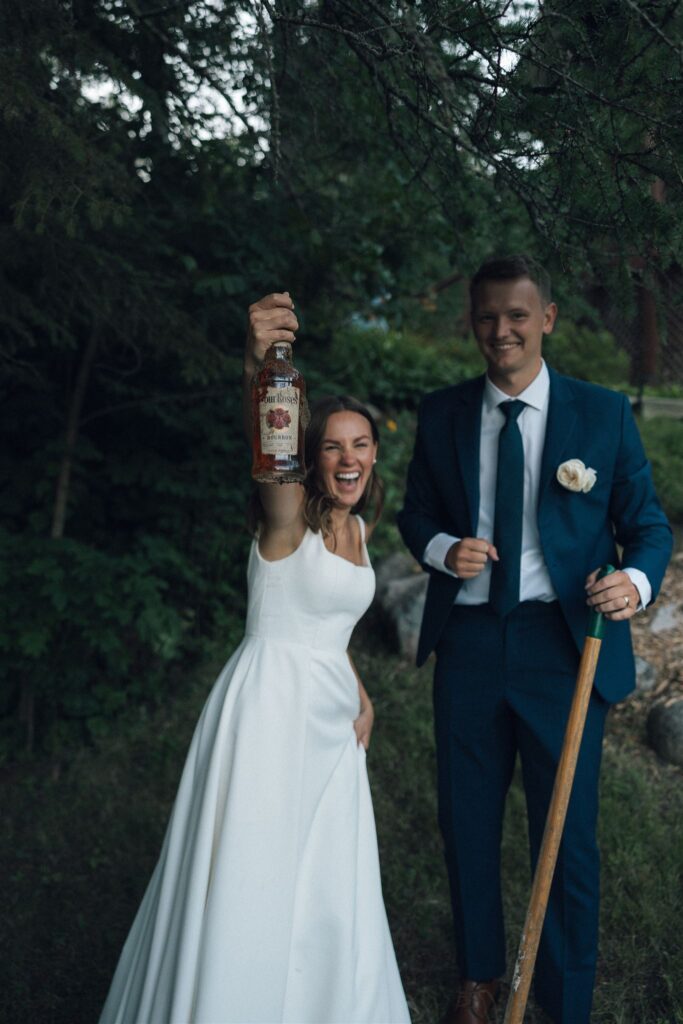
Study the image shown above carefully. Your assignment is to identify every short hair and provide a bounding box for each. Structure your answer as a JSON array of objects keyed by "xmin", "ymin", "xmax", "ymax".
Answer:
[{"xmin": 470, "ymin": 254, "xmax": 552, "ymax": 308}]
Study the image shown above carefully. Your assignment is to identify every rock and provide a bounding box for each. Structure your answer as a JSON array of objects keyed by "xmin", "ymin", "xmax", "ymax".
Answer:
[
  {"xmin": 648, "ymin": 602, "xmax": 682, "ymax": 634},
  {"xmin": 374, "ymin": 553, "xmax": 428, "ymax": 662},
  {"xmin": 374, "ymin": 552, "xmax": 419, "ymax": 599},
  {"xmin": 634, "ymin": 656, "xmax": 658, "ymax": 694},
  {"xmin": 647, "ymin": 700, "xmax": 683, "ymax": 767}
]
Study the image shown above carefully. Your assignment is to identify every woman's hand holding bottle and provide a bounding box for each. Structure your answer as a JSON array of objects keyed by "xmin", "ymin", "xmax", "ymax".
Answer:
[{"xmin": 245, "ymin": 292, "xmax": 298, "ymax": 377}]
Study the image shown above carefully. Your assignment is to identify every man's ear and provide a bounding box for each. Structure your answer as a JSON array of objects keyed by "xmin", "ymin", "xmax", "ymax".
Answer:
[{"xmin": 543, "ymin": 302, "xmax": 558, "ymax": 335}]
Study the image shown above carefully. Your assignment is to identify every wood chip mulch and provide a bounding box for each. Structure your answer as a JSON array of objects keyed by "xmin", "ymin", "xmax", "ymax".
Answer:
[{"xmin": 605, "ymin": 551, "xmax": 683, "ymax": 775}]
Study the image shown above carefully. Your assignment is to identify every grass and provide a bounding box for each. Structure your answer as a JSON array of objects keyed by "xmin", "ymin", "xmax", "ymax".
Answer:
[
  {"xmin": 638, "ymin": 417, "xmax": 683, "ymax": 525},
  {"xmin": 355, "ymin": 631, "xmax": 683, "ymax": 1024},
  {"xmin": 1, "ymin": 623, "xmax": 682, "ymax": 1024}
]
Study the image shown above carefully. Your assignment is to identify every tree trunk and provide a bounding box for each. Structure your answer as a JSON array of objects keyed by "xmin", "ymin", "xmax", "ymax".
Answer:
[
  {"xmin": 637, "ymin": 283, "xmax": 659, "ymax": 387},
  {"xmin": 50, "ymin": 328, "xmax": 100, "ymax": 540},
  {"xmin": 20, "ymin": 330, "xmax": 100, "ymax": 753}
]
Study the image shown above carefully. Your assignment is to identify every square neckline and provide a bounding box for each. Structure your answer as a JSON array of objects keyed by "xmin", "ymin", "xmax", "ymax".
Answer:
[{"xmin": 320, "ymin": 516, "xmax": 371, "ymax": 569}]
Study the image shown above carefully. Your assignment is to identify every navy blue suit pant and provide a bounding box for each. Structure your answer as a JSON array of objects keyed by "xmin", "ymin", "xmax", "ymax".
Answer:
[{"xmin": 433, "ymin": 600, "xmax": 609, "ymax": 1024}]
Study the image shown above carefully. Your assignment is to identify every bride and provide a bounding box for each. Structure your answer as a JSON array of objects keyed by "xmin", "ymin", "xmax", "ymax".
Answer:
[{"xmin": 98, "ymin": 292, "xmax": 411, "ymax": 1024}]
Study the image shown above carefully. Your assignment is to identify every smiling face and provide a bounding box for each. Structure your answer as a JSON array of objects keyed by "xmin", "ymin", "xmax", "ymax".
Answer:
[
  {"xmin": 316, "ymin": 411, "xmax": 378, "ymax": 508},
  {"xmin": 471, "ymin": 275, "xmax": 557, "ymax": 395}
]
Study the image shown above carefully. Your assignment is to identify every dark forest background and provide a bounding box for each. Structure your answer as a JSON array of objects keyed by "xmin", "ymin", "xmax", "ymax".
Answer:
[{"xmin": 1, "ymin": 3, "xmax": 682, "ymax": 1022}]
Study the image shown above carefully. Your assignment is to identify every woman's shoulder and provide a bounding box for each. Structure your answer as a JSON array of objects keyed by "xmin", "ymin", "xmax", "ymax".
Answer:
[{"xmin": 355, "ymin": 514, "xmax": 373, "ymax": 543}]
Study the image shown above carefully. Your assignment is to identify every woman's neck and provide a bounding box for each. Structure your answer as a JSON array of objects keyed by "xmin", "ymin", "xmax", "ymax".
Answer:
[{"xmin": 329, "ymin": 506, "xmax": 353, "ymax": 537}]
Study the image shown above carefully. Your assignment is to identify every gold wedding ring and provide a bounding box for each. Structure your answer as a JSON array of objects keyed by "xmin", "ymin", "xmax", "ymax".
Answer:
[{"xmin": 624, "ymin": 595, "xmax": 630, "ymax": 607}]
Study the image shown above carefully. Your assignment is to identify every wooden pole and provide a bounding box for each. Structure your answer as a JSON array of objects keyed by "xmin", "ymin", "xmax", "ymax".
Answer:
[{"xmin": 503, "ymin": 567, "xmax": 614, "ymax": 1024}]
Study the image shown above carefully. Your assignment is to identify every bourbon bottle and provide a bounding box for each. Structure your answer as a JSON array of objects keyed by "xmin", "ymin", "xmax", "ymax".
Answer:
[{"xmin": 251, "ymin": 342, "xmax": 307, "ymax": 483}]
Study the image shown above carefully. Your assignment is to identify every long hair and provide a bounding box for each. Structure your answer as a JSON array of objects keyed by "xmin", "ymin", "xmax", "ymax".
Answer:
[
  {"xmin": 248, "ymin": 395, "xmax": 384, "ymax": 539},
  {"xmin": 303, "ymin": 395, "xmax": 383, "ymax": 539}
]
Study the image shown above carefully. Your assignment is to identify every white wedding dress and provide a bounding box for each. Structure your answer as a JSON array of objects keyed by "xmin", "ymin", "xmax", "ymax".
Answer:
[{"xmin": 99, "ymin": 520, "xmax": 410, "ymax": 1024}]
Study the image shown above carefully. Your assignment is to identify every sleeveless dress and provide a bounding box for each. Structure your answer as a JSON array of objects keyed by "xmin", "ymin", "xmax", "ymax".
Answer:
[{"xmin": 99, "ymin": 520, "xmax": 411, "ymax": 1024}]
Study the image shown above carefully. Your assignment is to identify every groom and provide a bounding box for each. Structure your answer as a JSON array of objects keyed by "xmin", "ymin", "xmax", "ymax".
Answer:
[{"xmin": 397, "ymin": 254, "xmax": 672, "ymax": 1024}]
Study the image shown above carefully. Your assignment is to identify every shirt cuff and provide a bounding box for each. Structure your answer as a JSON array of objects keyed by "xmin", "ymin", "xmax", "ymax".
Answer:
[
  {"xmin": 623, "ymin": 567, "xmax": 652, "ymax": 610},
  {"xmin": 423, "ymin": 533, "xmax": 461, "ymax": 577}
]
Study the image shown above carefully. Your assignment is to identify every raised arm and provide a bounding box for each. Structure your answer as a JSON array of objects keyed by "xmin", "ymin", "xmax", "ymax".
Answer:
[{"xmin": 244, "ymin": 293, "xmax": 306, "ymax": 552}]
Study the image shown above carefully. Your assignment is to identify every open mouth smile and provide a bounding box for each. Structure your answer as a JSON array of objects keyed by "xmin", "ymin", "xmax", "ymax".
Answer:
[{"xmin": 333, "ymin": 471, "xmax": 363, "ymax": 494}]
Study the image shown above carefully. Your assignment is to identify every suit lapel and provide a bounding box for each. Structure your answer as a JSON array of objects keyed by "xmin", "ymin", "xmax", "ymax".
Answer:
[
  {"xmin": 539, "ymin": 368, "xmax": 579, "ymax": 505},
  {"xmin": 452, "ymin": 375, "xmax": 485, "ymax": 535}
]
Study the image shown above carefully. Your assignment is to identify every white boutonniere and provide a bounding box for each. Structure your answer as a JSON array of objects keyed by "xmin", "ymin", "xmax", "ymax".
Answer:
[{"xmin": 556, "ymin": 459, "xmax": 597, "ymax": 493}]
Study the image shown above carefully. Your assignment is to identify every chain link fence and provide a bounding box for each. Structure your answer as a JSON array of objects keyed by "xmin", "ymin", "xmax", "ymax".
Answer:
[{"xmin": 592, "ymin": 268, "xmax": 683, "ymax": 390}]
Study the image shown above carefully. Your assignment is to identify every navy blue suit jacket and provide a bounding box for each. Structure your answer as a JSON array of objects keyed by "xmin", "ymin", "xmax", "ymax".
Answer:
[{"xmin": 397, "ymin": 367, "xmax": 673, "ymax": 702}]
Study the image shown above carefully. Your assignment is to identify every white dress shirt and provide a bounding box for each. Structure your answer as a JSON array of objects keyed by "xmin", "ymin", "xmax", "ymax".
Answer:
[{"xmin": 423, "ymin": 362, "xmax": 651, "ymax": 608}]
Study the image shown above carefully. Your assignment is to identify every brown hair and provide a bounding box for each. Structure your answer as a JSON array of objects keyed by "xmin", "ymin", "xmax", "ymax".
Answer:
[
  {"xmin": 248, "ymin": 394, "xmax": 384, "ymax": 539},
  {"xmin": 470, "ymin": 253, "xmax": 552, "ymax": 308},
  {"xmin": 303, "ymin": 395, "xmax": 383, "ymax": 539}
]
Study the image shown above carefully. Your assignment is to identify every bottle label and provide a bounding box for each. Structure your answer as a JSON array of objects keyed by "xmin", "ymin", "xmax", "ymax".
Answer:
[{"xmin": 259, "ymin": 387, "xmax": 300, "ymax": 455}]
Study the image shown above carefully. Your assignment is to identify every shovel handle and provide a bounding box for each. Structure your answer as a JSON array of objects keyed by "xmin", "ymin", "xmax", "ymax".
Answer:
[{"xmin": 503, "ymin": 564, "xmax": 615, "ymax": 1024}]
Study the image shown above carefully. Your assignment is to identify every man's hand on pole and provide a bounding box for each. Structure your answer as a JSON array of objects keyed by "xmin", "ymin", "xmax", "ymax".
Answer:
[{"xmin": 585, "ymin": 568, "xmax": 639, "ymax": 621}]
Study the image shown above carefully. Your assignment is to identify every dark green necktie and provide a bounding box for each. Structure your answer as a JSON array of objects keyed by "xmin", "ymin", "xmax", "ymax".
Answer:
[{"xmin": 489, "ymin": 399, "xmax": 526, "ymax": 617}]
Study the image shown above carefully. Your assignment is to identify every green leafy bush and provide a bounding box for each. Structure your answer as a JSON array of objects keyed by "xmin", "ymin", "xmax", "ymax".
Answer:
[
  {"xmin": 0, "ymin": 521, "xmax": 247, "ymax": 757},
  {"xmin": 372, "ymin": 410, "xmax": 419, "ymax": 559},
  {"xmin": 309, "ymin": 326, "xmax": 480, "ymax": 410},
  {"xmin": 0, "ymin": 531, "xmax": 183, "ymax": 734},
  {"xmin": 0, "ymin": 374, "xmax": 252, "ymax": 756},
  {"xmin": 311, "ymin": 320, "xmax": 632, "ymax": 414},
  {"xmin": 543, "ymin": 322, "xmax": 630, "ymax": 388},
  {"xmin": 639, "ymin": 417, "xmax": 683, "ymax": 523}
]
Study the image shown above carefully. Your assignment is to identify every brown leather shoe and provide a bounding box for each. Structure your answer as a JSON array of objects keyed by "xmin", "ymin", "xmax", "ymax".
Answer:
[{"xmin": 440, "ymin": 979, "xmax": 500, "ymax": 1024}]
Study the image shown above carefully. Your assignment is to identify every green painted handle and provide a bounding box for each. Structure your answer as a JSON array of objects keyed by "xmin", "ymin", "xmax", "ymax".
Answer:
[{"xmin": 586, "ymin": 564, "xmax": 616, "ymax": 639}]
